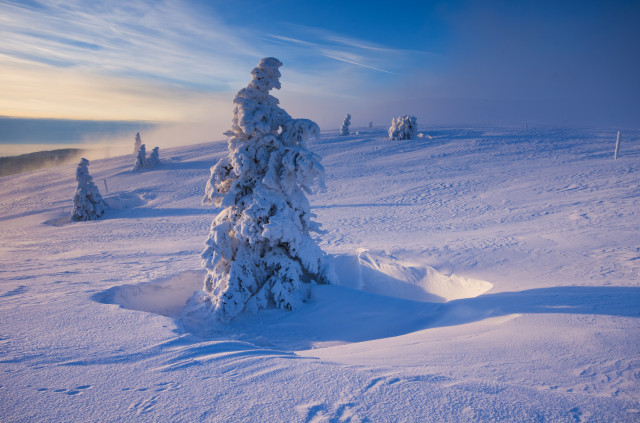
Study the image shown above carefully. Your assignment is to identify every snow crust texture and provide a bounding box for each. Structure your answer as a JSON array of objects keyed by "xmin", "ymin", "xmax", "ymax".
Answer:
[{"xmin": 196, "ymin": 58, "xmax": 334, "ymax": 321}]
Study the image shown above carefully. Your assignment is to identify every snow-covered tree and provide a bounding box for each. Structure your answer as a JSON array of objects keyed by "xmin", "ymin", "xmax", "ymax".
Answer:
[
  {"xmin": 388, "ymin": 115, "xmax": 418, "ymax": 140},
  {"xmin": 368, "ymin": 121, "xmax": 373, "ymax": 128},
  {"xmin": 71, "ymin": 158, "xmax": 107, "ymax": 222},
  {"xmin": 132, "ymin": 144, "xmax": 146, "ymax": 171},
  {"xmin": 133, "ymin": 132, "xmax": 142, "ymax": 155},
  {"xmin": 195, "ymin": 57, "xmax": 335, "ymax": 322},
  {"xmin": 147, "ymin": 146, "xmax": 160, "ymax": 167},
  {"xmin": 340, "ymin": 114, "xmax": 351, "ymax": 136}
]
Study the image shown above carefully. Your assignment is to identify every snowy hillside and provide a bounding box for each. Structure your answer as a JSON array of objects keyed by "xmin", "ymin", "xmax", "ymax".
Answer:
[{"xmin": 1, "ymin": 126, "xmax": 639, "ymax": 422}]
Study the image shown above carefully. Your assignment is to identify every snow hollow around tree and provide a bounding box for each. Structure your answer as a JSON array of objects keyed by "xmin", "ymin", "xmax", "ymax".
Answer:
[{"xmin": 188, "ymin": 57, "xmax": 336, "ymax": 322}]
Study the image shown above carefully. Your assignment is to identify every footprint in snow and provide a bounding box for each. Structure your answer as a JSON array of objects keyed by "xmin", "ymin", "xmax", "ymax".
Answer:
[{"xmin": 37, "ymin": 385, "xmax": 93, "ymax": 396}]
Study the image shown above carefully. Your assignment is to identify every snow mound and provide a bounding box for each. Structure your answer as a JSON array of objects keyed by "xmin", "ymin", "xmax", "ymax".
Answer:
[
  {"xmin": 334, "ymin": 250, "xmax": 493, "ymax": 302},
  {"xmin": 93, "ymin": 271, "xmax": 203, "ymax": 318},
  {"xmin": 104, "ymin": 190, "xmax": 156, "ymax": 210}
]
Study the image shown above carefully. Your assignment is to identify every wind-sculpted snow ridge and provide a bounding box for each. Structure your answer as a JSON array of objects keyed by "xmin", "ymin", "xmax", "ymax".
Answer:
[
  {"xmin": 192, "ymin": 58, "xmax": 335, "ymax": 322},
  {"xmin": 340, "ymin": 249, "xmax": 493, "ymax": 302}
]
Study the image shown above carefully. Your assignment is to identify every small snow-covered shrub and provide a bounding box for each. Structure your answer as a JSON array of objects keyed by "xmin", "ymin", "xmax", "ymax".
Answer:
[
  {"xmin": 132, "ymin": 144, "xmax": 146, "ymax": 171},
  {"xmin": 340, "ymin": 114, "xmax": 351, "ymax": 136},
  {"xmin": 133, "ymin": 132, "xmax": 142, "ymax": 155},
  {"xmin": 71, "ymin": 158, "xmax": 106, "ymax": 222},
  {"xmin": 195, "ymin": 57, "xmax": 335, "ymax": 322},
  {"xmin": 147, "ymin": 146, "xmax": 160, "ymax": 167},
  {"xmin": 389, "ymin": 115, "xmax": 418, "ymax": 140}
]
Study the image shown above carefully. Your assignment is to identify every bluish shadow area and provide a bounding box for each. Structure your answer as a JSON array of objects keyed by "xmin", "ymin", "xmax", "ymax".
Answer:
[
  {"xmin": 179, "ymin": 284, "xmax": 640, "ymax": 352},
  {"xmin": 152, "ymin": 160, "xmax": 214, "ymax": 171},
  {"xmin": 437, "ymin": 285, "xmax": 640, "ymax": 327},
  {"xmin": 90, "ymin": 265, "xmax": 640, "ymax": 367},
  {"xmin": 104, "ymin": 207, "xmax": 216, "ymax": 219}
]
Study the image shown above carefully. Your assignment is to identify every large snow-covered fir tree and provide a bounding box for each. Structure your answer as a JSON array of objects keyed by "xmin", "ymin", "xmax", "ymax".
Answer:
[
  {"xmin": 147, "ymin": 146, "xmax": 160, "ymax": 167},
  {"xmin": 132, "ymin": 144, "xmax": 146, "ymax": 171},
  {"xmin": 389, "ymin": 115, "xmax": 418, "ymax": 140},
  {"xmin": 196, "ymin": 57, "xmax": 335, "ymax": 321},
  {"xmin": 133, "ymin": 132, "xmax": 142, "ymax": 155},
  {"xmin": 340, "ymin": 114, "xmax": 351, "ymax": 136},
  {"xmin": 71, "ymin": 158, "xmax": 107, "ymax": 222}
]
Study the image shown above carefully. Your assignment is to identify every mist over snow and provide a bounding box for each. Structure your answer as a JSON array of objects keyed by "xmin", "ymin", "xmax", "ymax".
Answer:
[{"xmin": 1, "ymin": 124, "xmax": 639, "ymax": 421}]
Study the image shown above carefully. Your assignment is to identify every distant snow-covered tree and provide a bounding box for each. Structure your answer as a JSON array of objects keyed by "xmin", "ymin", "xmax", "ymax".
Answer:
[
  {"xmin": 389, "ymin": 115, "xmax": 418, "ymax": 140},
  {"xmin": 133, "ymin": 132, "xmax": 142, "ymax": 155},
  {"xmin": 71, "ymin": 158, "xmax": 106, "ymax": 222},
  {"xmin": 194, "ymin": 57, "xmax": 335, "ymax": 322},
  {"xmin": 340, "ymin": 114, "xmax": 351, "ymax": 136},
  {"xmin": 368, "ymin": 121, "xmax": 373, "ymax": 128},
  {"xmin": 132, "ymin": 144, "xmax": 146, "ymax": 171},
  {"xmin": 147, "ymin": 146, "xmax": 160, "ymax": 167}
]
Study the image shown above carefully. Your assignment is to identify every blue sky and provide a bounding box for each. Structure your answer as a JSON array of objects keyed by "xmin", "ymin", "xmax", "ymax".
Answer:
[{"xmin": 0, "ymin": 0, "xmax": 638, "ymax": 140}]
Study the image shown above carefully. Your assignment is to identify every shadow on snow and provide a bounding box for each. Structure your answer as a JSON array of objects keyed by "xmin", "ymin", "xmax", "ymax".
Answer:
[{"xmin": 91, "ymin": 263, "xmax": 640, "ymax": 355}]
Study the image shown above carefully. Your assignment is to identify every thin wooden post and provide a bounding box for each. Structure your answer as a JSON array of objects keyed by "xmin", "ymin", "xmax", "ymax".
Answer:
[
  {"xmin": 103, "ymin": 178, "xmax": 109, "ymax": 193},
  {"xmin": 614, "ymin": 131, "xmax": 621, "ymax": 160}
]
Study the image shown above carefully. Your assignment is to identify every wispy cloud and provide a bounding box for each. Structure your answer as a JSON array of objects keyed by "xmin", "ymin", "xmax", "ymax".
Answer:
[
  {"xmin": 266, "ymin": 34, "xmax": 395, "ymax": 74},
  {"xmin": 0, "ymin": 0, "xmax": 259, "ymax": 89},
  {"xmin": 263, "ymin": 22, "xmax": 438, "ymax": 77},
  {"xmin": 0, "ymin": 0, "xmax": 269, "ymax": 121},
  {"xmin": 319, "ymin": 51, "xmax": 394, "ymax": 75},
  {"xmin": 0, "ymin": 0, "xmax": 429, "ymax": 124}
]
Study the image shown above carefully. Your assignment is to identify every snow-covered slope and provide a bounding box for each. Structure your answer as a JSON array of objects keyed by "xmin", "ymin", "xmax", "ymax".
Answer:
[{"xmin": 1, "ymin": 126, "xmax": 639, "ymax": 422}]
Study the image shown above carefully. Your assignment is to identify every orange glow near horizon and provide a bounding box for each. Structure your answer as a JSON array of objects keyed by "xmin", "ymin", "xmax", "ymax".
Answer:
[{"xmin": 0, "ymin": 59, "xmax": 231, "ymax": 122}]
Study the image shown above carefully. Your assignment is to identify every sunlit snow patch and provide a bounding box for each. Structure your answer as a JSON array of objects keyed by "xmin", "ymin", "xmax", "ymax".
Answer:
[
  {"xmin": 93, "ymin": 271, "xmax": 203, "ymax": 318},
  {"xmin": 333, "ymin": 250, "xmax": 493, "ymax": 303},
  {"xmin": 103, "ymin": 190, "xmax": 153, "ymax": 209}
]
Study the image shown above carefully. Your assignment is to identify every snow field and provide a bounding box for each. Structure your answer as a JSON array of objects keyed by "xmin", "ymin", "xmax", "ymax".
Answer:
[{"xmin": 0, "ymin": 126, "xmax": 639, "ymax": 421}]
